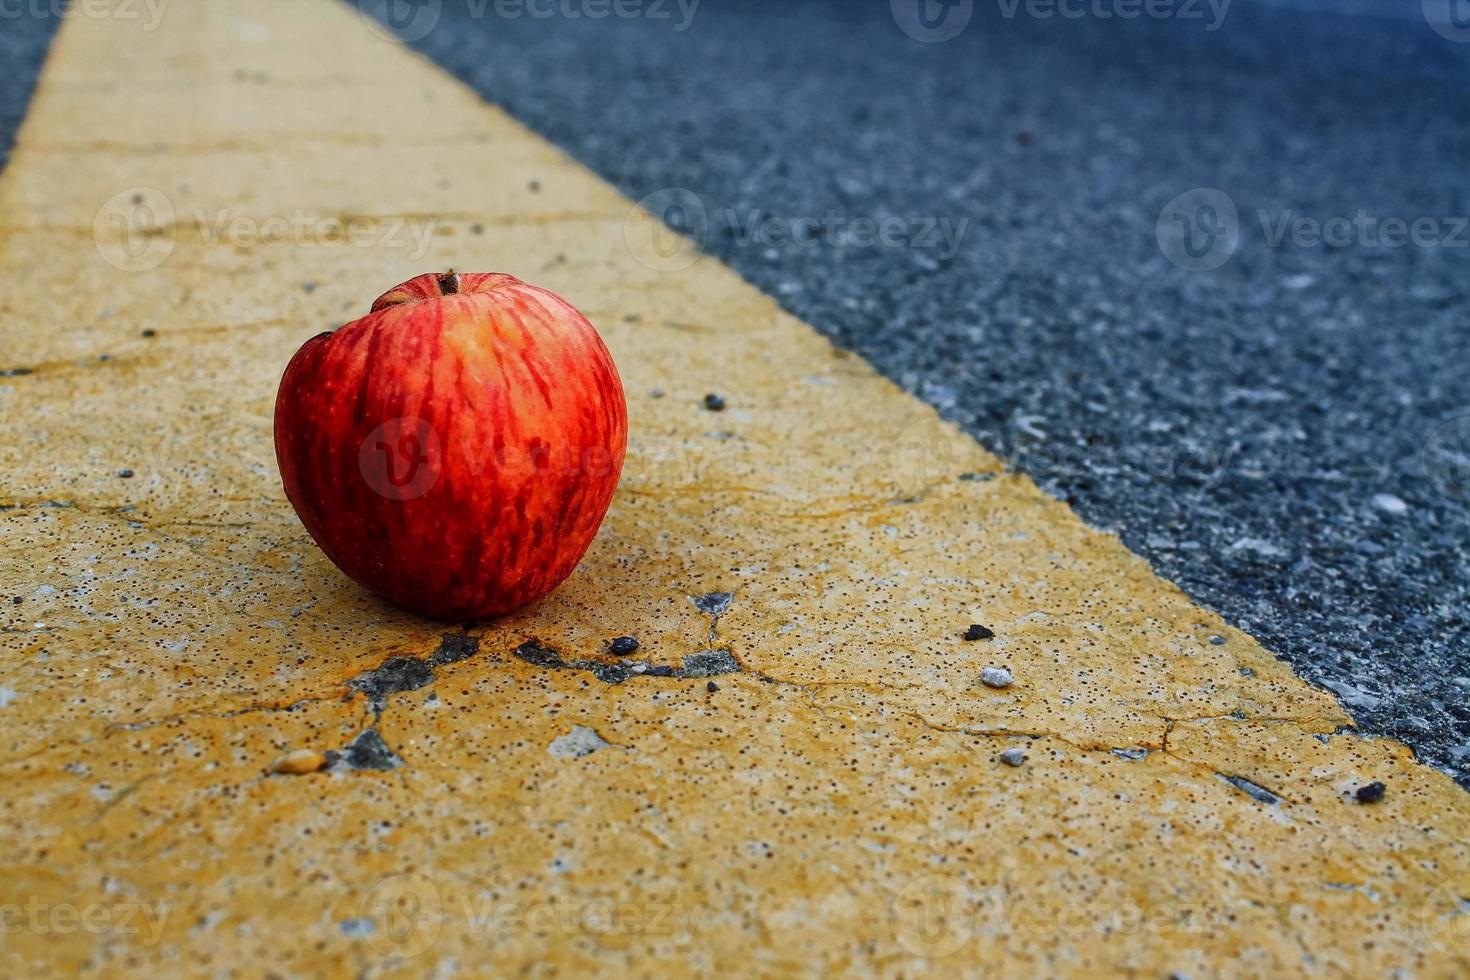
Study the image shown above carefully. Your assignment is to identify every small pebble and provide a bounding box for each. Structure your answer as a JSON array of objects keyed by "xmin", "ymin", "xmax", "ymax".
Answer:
[
  {"xmin": 980, "ymin": 667, "xmax": 1014, "ymax": 689},
  {"xmin": 339, "ymin": 918, "xmax": 374, "ymax": 937},
  {"xmin": 706, "ymin": 681, "xmax": 718, "ymax": 693},
  {"xmin": 140, "ymin": 329, "xmax": 157, "ymax": 338},
  {"xmin": 116, "ymin": 469, "xmax": 134, "ymax": 479},
  {"xmin": 703, "ymin": 393, "xmax": 726, "ymax": 412},
  {"xmin": 691, "ymin": 591, "xmax": 734, "ymax": 616},
  {"xmin": 646, "ymin": 665, "xmax": 675, "ymax": 678},
  {"xmin": 649, "ymin": 388, "xmax": 665, "ymax": 399},
  {"xmin": 1355, "ymin": 781, "xmax": 1386, "ymax": 804},
  {"xmin": 548, "ymin": 725, "xmax": 610, "ymax": 759},
  {"xmin": 998, "ymin": 747, "xmax": 1026, "ymax": 767},
  {"xmin": 608, "ymin": 636, "xmax": 640, "ymax": 656},
  {"xmin": 1208, "ymin": 634, "xmax": 1226, "ymax": 646},
  {"xmin": 963, "ymin": 624, "xmax": 994, "ymax": 641},
  {"xmin": 528, "ymin": 180, "xmax": 542, "ymax": 192},
  {"xmin": 10, "ymin": 597, "xmax": 21, "ymax": 605},
  {"xmin": 1371, "ymin": 493, "xmax": 1408, "ymax": 516},
  {"xmin": 271, "ymin": 749, "xmax": 328, "ymax": 775}
]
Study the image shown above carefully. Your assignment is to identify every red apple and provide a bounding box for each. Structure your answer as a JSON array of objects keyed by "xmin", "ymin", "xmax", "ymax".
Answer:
[{"xmin": 274, "ymin": 272, "xmax": 627, "ymax": 620}]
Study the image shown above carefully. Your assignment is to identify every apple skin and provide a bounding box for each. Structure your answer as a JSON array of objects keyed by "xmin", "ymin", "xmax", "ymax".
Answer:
[{"xmin": 274, "ymin": 272, "xmax": 627, "ymax": 620}]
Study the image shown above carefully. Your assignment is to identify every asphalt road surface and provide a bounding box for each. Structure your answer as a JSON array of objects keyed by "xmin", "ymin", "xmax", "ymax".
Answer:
[
  {"xmin": 6, "ymin": 0, "xmax": 1469, "ymax": 785},
  {"xmin": 0, "ymin": 10, "xmax": 57, "ymax": 170}
]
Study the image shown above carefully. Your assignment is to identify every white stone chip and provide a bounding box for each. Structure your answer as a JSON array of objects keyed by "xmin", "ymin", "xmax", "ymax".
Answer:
[
  {"xmin": 549, "ymin": 725, "xmax": 612, "ymax": 759},
  {"xmin": 1371, "ymin": 493, "xmax": 1408, "ymax": 516},
  {"xmin": 981, "ymin": 667, "xmax": 1014, "ymax": 689}
]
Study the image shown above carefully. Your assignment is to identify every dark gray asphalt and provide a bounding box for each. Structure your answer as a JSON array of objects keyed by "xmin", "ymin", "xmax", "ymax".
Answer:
[
  {"xmin": 362, "ymin": 0, "xmax": 1470, "ymax": 783},
  {"xmin": 0, "ymin": 9, "xmax": 58, "ymax": 170}
]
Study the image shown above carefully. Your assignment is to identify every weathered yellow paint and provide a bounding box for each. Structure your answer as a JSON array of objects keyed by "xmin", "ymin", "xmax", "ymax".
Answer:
[{"xmin": 0, "ymin": 1, "xmax": 1466, "ymax": 975}]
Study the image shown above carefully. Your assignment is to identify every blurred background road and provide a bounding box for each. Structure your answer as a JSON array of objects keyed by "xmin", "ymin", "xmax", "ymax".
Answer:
[
  {"xmin": 0, "ymin": 10, "xmax": 56, "ymax": 169},
  {"xmin": 6, "ymin": 0, "xmax": 1469, "ymax": 783}
]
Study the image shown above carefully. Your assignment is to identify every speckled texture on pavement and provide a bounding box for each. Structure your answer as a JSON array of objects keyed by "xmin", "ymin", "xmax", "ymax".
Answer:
[
  {"xmin": 381, "ymin": 0, "xmax": 1470, "ymax": 786},
  {"xmin": 1, "ymin": 1, "xmax": 1468, "ymax": 975}
]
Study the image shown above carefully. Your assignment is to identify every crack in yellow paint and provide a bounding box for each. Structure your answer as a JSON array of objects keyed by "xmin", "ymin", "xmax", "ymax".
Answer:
[{"xmin": 0, "ymin": 0, "xmax": 1467, "ymax": 976}]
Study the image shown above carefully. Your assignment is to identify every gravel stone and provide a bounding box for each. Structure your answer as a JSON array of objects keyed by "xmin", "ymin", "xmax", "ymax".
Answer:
[
  {"xmin": 608, "ymin": 635, "xmax": 640, "ymax": 656},
  {"xmin": 1355, "ymin": 781, "xmax": 1387, "ymax": 804},
  {"xmin": 1371, "ymin": 494, "xmax": 1409, "ymax": 516},
  {"xmin": 981, "ymin": 667, "xmax": 1014, "ymax": 689},
  {"xmin": 548, "ymin": 725, "xmax": 612, "ymax": 759}
]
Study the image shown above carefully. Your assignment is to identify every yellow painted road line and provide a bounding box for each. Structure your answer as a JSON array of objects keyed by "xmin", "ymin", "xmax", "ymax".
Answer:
[{"xmin": 0, "ymin": 1, "xmax": 1466, "ymax": 975}]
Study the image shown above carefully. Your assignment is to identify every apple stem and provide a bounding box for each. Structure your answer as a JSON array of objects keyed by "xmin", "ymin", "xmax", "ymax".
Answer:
[{"xmin": 437, "ymin": 271, "xmax": 461, "ymax": 296}]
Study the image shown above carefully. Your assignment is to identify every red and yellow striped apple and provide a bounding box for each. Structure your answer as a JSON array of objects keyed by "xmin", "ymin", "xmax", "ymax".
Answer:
[{"xmin": 274, "ymin": 272, "xmax": 627, "ymax": 619}]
